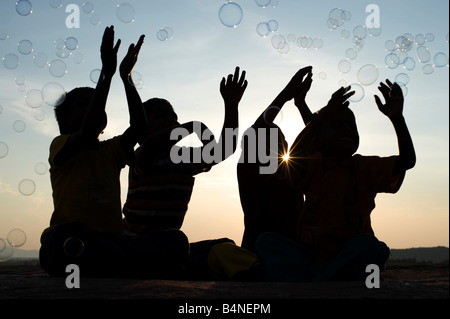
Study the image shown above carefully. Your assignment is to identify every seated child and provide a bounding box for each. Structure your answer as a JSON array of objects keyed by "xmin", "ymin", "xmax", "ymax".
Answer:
[
  {"xmin": 39, "ymin": 27, "xmax": 148, "ymax": 277},
  {"xmin": 122, "ymin": 67, "xmax": 248, "ymax": 279},
  {"xmin": 255, "ymin": 80, "xmax": 416, "ymax": 281}
]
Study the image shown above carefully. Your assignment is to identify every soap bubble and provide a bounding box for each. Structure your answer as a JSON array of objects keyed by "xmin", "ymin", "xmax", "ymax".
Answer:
[
  {"xmin": 385, "ymin": 40, "xmax": 397, "ymax": 52},
  {"xmin": 157, "ymin": 29, "xmax": 169, "ymax": 41},
  {"xmin": 256, "ymin": 0, "xmax": 271, "ymax": 8},
  {"xmin": 403, "ymin": 57, "xmax": 416, "ymax": 71},
  {"xmin": 312, "ymin": 38, "xmax": 323, "ymax": 49},
  {"xmin": 318, "ymin": 72, "xmax": 327, "ymax": 80},
  {"xmin": 219, "ymin": 2, "xmax": 243, "ymax": 28},
  {"xmin": 272, "ymin": 35, "xmax": 287, "ymax": 50},
  {"xmin": 425, "ymin": 33, "xmax": 435, "ymax": 42},
  {"xmin": 422, "ymin": 64, "xmax": 434, "ymax": 75},
  {"xmin": 256, "ymin": 22, "xmax": 270, "ymax": 37},
  {"xmin": 65, "ymin": 37, "xmax": 78, "ymax": 50},
  {"xmin": 345, "ymin": 48, "xmax": 357, "ymax": 60},
  {"xmin": 348, "ymin": 83, "xmax": 365, "ymax": 102},
  {"xmin": 34, "ymin": 109, "xmax": 47, "ymax": 121},
  {"xmin": 338, "ymin": 60, "xmax": 351, "ymax": 73},
  {"xmin": 297, "ymin": 36, "xmax": 311, "ymax": 49},
  {"xmin": 433, "ymin": 52, "xmax": 448, "ymax": 68},
  {"xmin": 385, "ymin": 53, "xmax": 401, "ymax": 69},
  {"xmin": 116, "ymin": 3, "xmax": 135, "ymax": 23},
  {"xmin": 73, "ymin": 52, "xmax": 85, "ymax": 64},
  {"xmin": 267, "ymin": 20, "xmax": 279, "ymax": 32},
  {"xmin": 54, "ymin": 38, "xmax": 65, "ymax": 50},
  {"xmin": 0, "ymin": 29, "xmax": 9, "ymax": 40},
  {"xmin": 341, "ymin": 30, "xmax": 350, "ymax": 39},
  {"xmin": 353, "ymin": 25, "xmax": 367, "ymax": 40},
  {"xmin": 89, "ymin": 12, "xmax": 101, "ymax": 26},
  {"xmin": 26, "ymin": 89, "xmax": 43, "ymax": 108},
  {"xmin": 328, "ymin": 8, "xmax": 346, "ymax": 27},
  {"xmin": 82, "ymin": 2, "xmax": 95, "ymax": 14},
  {"xmin": 15, "ymin": 75, "xmax": 26, "ymax": 86},
  {"xmin": 49, "ymin": 0, "xmax": 63, "ymax": 9},
  {"xmin": 19, "ymin": 179, "xmax": 35, "ymax": 196},
  {"xmin": 55, "ymin": 47, "xmax": 71, "ymax": 59},
  {"xmin": 49, "ymin": 59, "xmax": 67, "ymax": 78},
  {"xmin": 0, "ymin": 240, "xmax": 14, "ymax": 262},
  {"xmin": 128, "ymin": 71, "xmax": 142, "ymax": 87},
  {"xmin": 42, "ymin": 82, "xmax": 66, "ymax": 107},
  {"xmin": 7, "ymin": 229, "xmax": 27, "ymax": 248},
  {"xmin": 90, "ymin": 69, "xmax": 102, "ymax": 83},
  {"xmin": 368, "ymin": 27, "xmax": 382, "ymax": 37},
  {"xmin": 396, "ymin": 35, "xmax": 413, "ymax": 52},
  {"xmin": 33, "ymin": 52, "xmax": 48, "ymax": 68},
  {"xmin": 3, "ymin": 53, "xmax": 19, "ymax": 69},
  {"xmin": 13, "ymin": 120, "xmax": 26, "ymax": 133},
  {"xmin": 16, "ymin": 0, "xmax": 33, "ymax": 16},
  {"xmin": 415, "ymin": 34, "xmax": 426, "ymax": 45},
  {"xmin": 270, "ymin": 0, "xmax": 279, "ymax": 8},
  {"xmin": 417, "ymin": 46, "xmax": 431, "ymax": 63},
  {"xmin": 63, "ymin": 237, "xmax": 85, "ymax": 258},
  {"xmin": 287, "ymin": 34, "xmax": 297, "ymax": 43},
  {"xmin": 0, "ymin": 141, "xmax": 8, "ymax": 158},
  {"xmin": 395, "ymin": 73, "xmax": 410, "ymax": 85},
  {"xmin": 35, "ymin": 162, "xmax": 48, "ymax": 175},
  {"xmin": 357, "ymin": 64, "xmax": 379, "ymax": 86},
  {"xmin": 18, "ymin": 40, "xmax": 33, "ymax": 55},
  {"xmin": 264, "ymin": 106, "xmax": 283, "ymax": 125},
  {"xmin": 338, "ymin": 79, "xmax": 348, "ymax": 88}
]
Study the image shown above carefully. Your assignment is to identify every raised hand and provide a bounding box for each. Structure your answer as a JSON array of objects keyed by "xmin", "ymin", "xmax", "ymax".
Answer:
[
  {"xmin": 375, "ymin": 79, "xmax": 404, "ymax": 120},
  {"xmin": 120, "ymin": 35, "xmax": 145, "ymax": 82},
  {"xmin": 100, "ymin": 26, "xmax": 121, "ymax": 78},
  {"xmin": 220, "ymin": 67, "xmax": 248, "ymax": 107},
  {"xmin": 294, "ymin": 68, "xmax": 313, "ymax": 106},
  {"xmin": 279, "ymin": 66, "xmax": 313, "ymax": 103}
]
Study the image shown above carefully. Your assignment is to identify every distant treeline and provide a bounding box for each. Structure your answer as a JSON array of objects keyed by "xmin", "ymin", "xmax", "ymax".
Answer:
[{"xmin": 388, "ymin": 246, "xmax": 449, "ymax": 264}]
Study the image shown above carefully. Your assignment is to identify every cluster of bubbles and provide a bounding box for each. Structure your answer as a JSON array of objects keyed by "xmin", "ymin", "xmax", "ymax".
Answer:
[
  {"xmin": 0, "ymin": 229, "xmax": 27, "ymax": 262},
  {"xmin": 157, "ymin": 27, "xmax": 174, "ymax": 42}
]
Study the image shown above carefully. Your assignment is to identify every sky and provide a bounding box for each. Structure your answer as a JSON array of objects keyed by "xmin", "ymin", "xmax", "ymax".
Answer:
[{"xmin": 0, "ymin": 0, "xmax": 448, "ymax": 257}]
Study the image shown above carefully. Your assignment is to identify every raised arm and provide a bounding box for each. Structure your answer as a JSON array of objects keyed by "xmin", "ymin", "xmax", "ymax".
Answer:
[
  {"xmin": 375, "ymin": 80, "xmax": 416, "ymax": 175},
  {"xmin": 119, "ymin": 34, "xmax": 147, "ymax": 151}
]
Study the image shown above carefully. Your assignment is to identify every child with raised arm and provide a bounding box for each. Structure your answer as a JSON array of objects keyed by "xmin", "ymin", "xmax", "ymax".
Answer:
[
  {"xmin": 255, "ymin": 80, "xmax": 416, "ymax": 282},
  {"xmin": 39, "ymin": 26, "xmax": 147, "ymax": 277},
  {"xmin": 121, "ymin": 67, "xmax": 248, "ymax": 279}
]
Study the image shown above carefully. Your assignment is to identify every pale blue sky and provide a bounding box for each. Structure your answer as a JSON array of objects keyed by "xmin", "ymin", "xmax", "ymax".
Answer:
[{"xmin": 0, "ymin": 0, "xmax": 448, "ymax": 253}]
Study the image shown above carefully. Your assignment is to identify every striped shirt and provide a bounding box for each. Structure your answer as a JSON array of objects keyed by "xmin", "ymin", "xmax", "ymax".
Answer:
[{"xmin": 123, "ymin": 157, "xmax": 195, "ymax": 235}]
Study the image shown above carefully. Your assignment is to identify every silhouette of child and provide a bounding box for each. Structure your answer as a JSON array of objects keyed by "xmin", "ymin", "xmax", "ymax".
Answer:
[
  {"xmin": 256, "ymin": 80, "xmax": 416, "ymax": 281},
  {"xmin": 39, "ymin": 26, "xmax": 148, "ymax": 277},
  {"xmin": 121, "ymin": 67, "xmax": 248, "ymax": 279}
]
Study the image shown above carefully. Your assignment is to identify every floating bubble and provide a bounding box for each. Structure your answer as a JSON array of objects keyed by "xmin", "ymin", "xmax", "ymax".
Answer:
[
  {"xmin": 348, "ymin": 83, "xmax": 365, "ymax": 102},
  {"xmin": 425, "ymin": 33, "xmax": 435, "ymax": 42},
  {"xmin": 338, "ymin": 79, "xmax": 348, "ymax": 88},
  {"xmin": 277, "ymin": 42, "xmax": 290, "ymax": 55},
  {"xmin": 219, "ymin": 2, "xmax": 243, "ymax": 28},
  {"xmin": 396, "ymin": 35, "xmax": 413, "ymax": 52},
  {"xmin": 297, "ymin": 36, "xmax": 311, "ymax": 49},
  {"xmin": 353, "ymin": 25, "xmax": 367, "ymax": 40},
  {"xmin": 287, "ymin": 34, "xmax": 297, "ymax": 43},
  {"xmin": 385, "ymin": 53, "xmax": 401, "ymax": 69},
  {"xmin": 89, "ymin": 12, "xmax": 101, "ymax": 26},
  {"xmin": 55, "ymin": 47, "xmax": 71, "ymax": 59},
  {"xmin": 116, "ymin": 3, "xmax": 135, "ymax": 23},
  {"xmin": 15, "ymin": 75, "xmax": 26, "ymax": 86},
  {"xmin": 270, "ymin": 0, "xmax": 279, "ymax": 8},
  {"xmin": 385, "ymin": 40, "xmax": 397, "ymax": 52},
  {"xmin": 82, "ymin": 2, "xmax": 95, "ymax": 14},
  {"xmin": 328, "ymin": 8, "xmax": 346, "ymax": 27},
  {"xmin": 368, "ymin": 27, "xmax": 382, "ymax": 37},
  {"xmin": 65, "ymin": 37, "xmax": 78, "ymax": 50},
  {"xmin": 403, "ymin": 57, "xmax": 416, "ymax": 71},
  {"xmin": 0, "ymin": 240, "xmax": 14, "ymax": 262},
  {"xmin": 358, "ymin": 64, "xmax": 379, "ymax": 86},
  {"xmin": 34, "ymin": 109, "xmax": 47, "ymax": 121},
  {"xmin": 395, "ymin": 73, "xmax": 410, "ymax": 85},
  {"xmin": 0, "ymin": 141, "xmax": 9, "ymax": 158},
  {"xmin": 49, "ymin": 0, "xmax": 63, "ymax": 9},
  {"xmin": 319, "ymin": 72, "xmax": 327, "ymax": 80},
  {"xmin": 264, "ymin": 106, "xmax": 283, "ymax": 125},
  {"xmin": 162, "ymin": 27, "xmax": 174, "ymax": 40},
  {"xmin": 312, "ymin": 38, "xmax": 323, "ymax": 49},
  {"xmin": 33, "ymin": 52, "xmax": 48, "ymax": 68},
  {"xmin": 13, "ymin": 120, "xmax": 26, "ymax": 133},
  {"xmin": 54, "ymin": 38, "xmax": 65, "ymax": 50},
  {"xmin": 434, "ymin": 52, "xmax": 449, "ymax": 68},
  {"xmin": 415, "ymin": 34, "xmax": 426, "ymax": 45},
  {"xmin": 422, "ymin": 64, "xmax": 434, "ymax": 75},
  {"xmin": 326, "ymin": 18, "xmax": 339, "ymax": 31},
  {"xmin": 3, "ymin": 54, "xmax": 19, "ymax": 69},
  {"xmin": 49, "ymin": 59, "xmax": 67, "ymax": 78},
  {"xmin": 417, "ymin": 46, "xmax": 431, "ymax": 63},
  {"xmin": 42, "ymin": 82, "xmax": 66, "ymax": 106},
  {"xmin": 345, "ymin": 48, "xmax": 357, "ymax": 60},
  {"xmin": 16, "ymin": 0, "xmax": 33, "ymax": 16},
  {"xmin": 128, "ymin": 71, "xmax": 142, "ymax": 87},
  {"xmin": 19, "ymin": 179, "xmax": 35, "ymax": 196},
  {"xmin": 18, "ymin": 40, "xmax": 33, "ymax": 55},
  {"xmin": 157, "ymin": 29, "xmax": 169, "ymax": 41},
  {"xmin": 255, "ymin": 0, "xmax": 271, "ymax": 8},
  {"xmin": 256, "ymin": 22, "xmax": 270, "ymax": 37},
  {"xmin": 338, "ymin": 60, "xmax": 351, "ymax": 73},
  {"xmin": 90, "ymin": 69, "xmax": 102, "ymax": 83},
  {"xmin": 271, "ymin": 34, "xmax": 287, "ymax": 50},
  {"xmin": 64, "ymin": 237, "xmax": 85, "ymax": 258},
  {"xmin": 341, "ymin": 29, "xmax": 350, "ymax": 39},
  {"xmin": 0, "ymin": 29, "xmax": 9, "ymax": 40},
  {"xmin": 25, "ymin": 89, "xmax": 43, "ymax": 108},
  {"xmin": 35, "ymin": 162, "xmax": 48, "ymax": 175},
  {"xmin": 267, "ymin": 20, "xmax": 279, "ymax": 32},
  {"xmin": 0, "ymin": 238, "xmax": 5, "ymax": 253},
  {"xmin": 7, "ymin": 229, "xmax": 27, "ymax": 248},
  {"xmin": 73, "ymin": 52, "xmax": 85, "ymax": 64}
]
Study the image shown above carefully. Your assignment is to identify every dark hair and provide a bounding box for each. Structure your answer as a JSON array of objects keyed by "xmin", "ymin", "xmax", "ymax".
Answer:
[
  {"xmin": 54, "ymin": 87, "xmax": 94, "ymax": 134},
  {"xmin": 143, "ymin": 98, "xmax": 178, "ymax": 122}
]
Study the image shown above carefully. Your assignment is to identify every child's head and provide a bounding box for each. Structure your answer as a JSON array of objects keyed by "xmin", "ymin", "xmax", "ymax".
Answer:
[
  {"xmin": 143, "ymin": 98, "xmax": 179, "ymax": 134},
  {"xmin": 314, "ymin": 107, "xmax": 359, "ymax": 158},
  {"xmin": 54, "ymin": 87, "xmax": 107, "ymax": 135}
]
